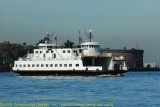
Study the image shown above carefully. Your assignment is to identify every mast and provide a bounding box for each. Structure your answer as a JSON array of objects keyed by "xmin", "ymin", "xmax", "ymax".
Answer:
[
  {"xmin": 89, "ymin": 31, "xmax": 91, "ymax": 42},
  {"xmin": 79, "ymin": 30, "xmax": 81, "ymax": 45},
  {"xmin": 87, "ymin": 29, "xmax": 94, "ymax": 42}
]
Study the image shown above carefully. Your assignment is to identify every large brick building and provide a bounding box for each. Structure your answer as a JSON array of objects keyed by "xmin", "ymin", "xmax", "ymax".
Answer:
[{"xmin": 105, "ymin": 47, "xmax": 144, "ymax": 68}]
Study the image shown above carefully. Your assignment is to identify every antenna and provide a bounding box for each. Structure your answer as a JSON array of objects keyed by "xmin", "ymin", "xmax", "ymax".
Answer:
[
  {"xmin": 46, "ymin": 31, "xmax": 54, "ymax": 43},
  {"xmin": 79, "ymin": 30, "xmax": 81, "ymax": 45},
  {"xmin": 136, "ymin": 42, "xmax": 138, "ymax": 50},
  {"xmin": 86, "ymin": 29, "xmax": 94, "ymax": 42},
  {"xmin": 87, "ymin": 29, "xmax": 94, "ymax": 32},
  {"xmin": 47, "ymin": 31, "xmax": 49, "ymax": 38}
]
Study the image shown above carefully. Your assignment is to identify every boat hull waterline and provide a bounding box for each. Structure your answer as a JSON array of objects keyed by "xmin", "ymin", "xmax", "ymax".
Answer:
[{"xmin": 13, "ymin": 70, "xmax": 127, "ymax": 76}]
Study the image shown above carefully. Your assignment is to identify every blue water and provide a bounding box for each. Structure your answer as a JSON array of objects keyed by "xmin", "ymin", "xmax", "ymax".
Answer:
[{"xmin": 0, "ymin": 72, "xmax": 160, "ymax": 107}]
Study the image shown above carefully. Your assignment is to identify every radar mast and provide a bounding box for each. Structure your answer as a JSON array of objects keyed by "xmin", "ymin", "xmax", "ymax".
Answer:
[{"xmin": 86, "ymin": 29, "xmax": 94, "ymax": 42}]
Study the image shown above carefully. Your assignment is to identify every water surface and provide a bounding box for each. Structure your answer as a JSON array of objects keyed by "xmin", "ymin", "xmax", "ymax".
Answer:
[{"xmin": 0, "ymin": 72, "xmax": 160, "ymax": 107}]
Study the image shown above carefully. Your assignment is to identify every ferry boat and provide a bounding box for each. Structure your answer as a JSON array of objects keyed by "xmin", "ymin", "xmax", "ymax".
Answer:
[{"xmin": 12, "ymin": 30, "xmax": 128, "ymax": 76}]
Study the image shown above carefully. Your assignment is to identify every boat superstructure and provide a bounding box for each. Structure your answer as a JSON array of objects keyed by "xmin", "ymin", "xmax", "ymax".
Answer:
[{"xmin": 12, "ymin": 30, "xmax": 128, "ymax": 76}]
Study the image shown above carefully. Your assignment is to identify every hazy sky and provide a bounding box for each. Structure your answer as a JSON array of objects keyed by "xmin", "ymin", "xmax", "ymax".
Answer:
[{"xmin": 1, "ymin": 0, "xmax": 160, "ymax": 64}]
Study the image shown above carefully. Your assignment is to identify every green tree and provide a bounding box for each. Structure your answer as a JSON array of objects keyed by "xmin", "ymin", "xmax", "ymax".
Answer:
[
  {"xmin": 0, "ymin": 42, "xmax": 35, "ymax": 71},
  {"xmin": 36, "ymin": 36, "xmax": 50, "ymax": 46}
]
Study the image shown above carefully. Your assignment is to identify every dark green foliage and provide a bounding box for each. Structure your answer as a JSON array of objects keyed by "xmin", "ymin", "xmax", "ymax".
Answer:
[
  {"xmin": 58, "ymin": 45, "xmax": 65, "ymax": 48},
  {"xmin": 0, "ymin": 42, "xmax": 35, "ymax": 65},
  {"xmin": 36, "ymin": 36, "xmax": 50, "ymax": 46}
]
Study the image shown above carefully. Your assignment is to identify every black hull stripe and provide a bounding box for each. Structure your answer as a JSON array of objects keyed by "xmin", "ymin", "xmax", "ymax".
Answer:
[{"xmin": 13, "ymin": 70, "xmax": 128, "ymax": 76}]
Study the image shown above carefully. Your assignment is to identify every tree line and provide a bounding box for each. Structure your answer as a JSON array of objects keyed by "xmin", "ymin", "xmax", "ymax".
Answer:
[
  {"xmin": 0, "ymin": 35, "xmax": 51, "ymax": 69},
  {"xmin": 0, "ymin": 42, "xmax": 35, "ymax": 71}
]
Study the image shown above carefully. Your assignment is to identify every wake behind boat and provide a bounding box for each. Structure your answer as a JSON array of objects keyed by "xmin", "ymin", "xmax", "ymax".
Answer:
[{"xmin": 12, "ymin": 30, "xmax": 128, "ymax": 76}]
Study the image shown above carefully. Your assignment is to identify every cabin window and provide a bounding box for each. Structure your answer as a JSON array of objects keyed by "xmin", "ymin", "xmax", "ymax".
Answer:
[
  {"xmin": 28, "ymin": 64, "xmax": 30, "ymax": 67},
  {"xmin": 51, "ymin": 51, "xmax": 53, "ymax": 53},
  {"xmin": 76, "ymin": 64, "xmax": 79, "ymax": 67},
  {"xmin": 54, "ymin": 54, "xmax": 56, "ymax": 58},
  {"xmin": 23, "ymin": 64, "xmax": 26, "ymax": 67},
  {"xmin": 50, "ymin": 64, "xmax": 53, "ymax": 67},
  {"xmin": 46, "ymin": 64, "xmax": 48, "ymax": 67},
  {"xmin": 46, "ymin": 51, "xmax": 49, "ymax": 53},
  {"xmin": 68, "ymin": 50, "xmax": 70, "ymax": 53},
  {"xmin": 59, "ymin": 64, "xmax": 62, "ymax": 67},
  {"xmin": 47, "ymin": 46, "xmax": 52, "ymax": 49},
  {"xmin": 19, "ymin": 64, "xmax": 22, "ymax": 67},
  {"xmin": 69, "ymin": 64, "xmax": 72, "ymax": 67},
  {"xmin": 63, "ymin": 50, "xmax": 66, "ymax": 53},
  {"xmin": 35, "ymin": 51, "xmax": 38, "ymax": 53},
  {"xmin": 41, "ymin": 64, "xmax": 44, "ymax": 67},
  {"xmin": 55, "ymin": 64, "xmax": 58, "ymax": 67},
  {"xmin": 37, "ymin": 64, "xmax": 39, "ymax": 67},
  {"xmin": 73, "ymin": 50, "xmax": 77, "ymax": 53},
  {"xmin": 40, "ymin": 51, "xmax": 42, "ymax": 53},
  {"xmin": 64, "ymin": 64, "xmax": 67, "ymax": 67},
  {"xmin": 15, "ymin": 64, "xmax": 17, "ymax": 67},
  {"xmin": 32, "ymin": 64, "xmax": 35, "ymax": 67},
  {"xmin": 79, "ymin": 49, "xmax": 82, "ymax": 53}
]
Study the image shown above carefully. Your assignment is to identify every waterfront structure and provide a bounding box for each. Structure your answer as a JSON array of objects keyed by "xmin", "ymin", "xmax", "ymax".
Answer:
[
  {"xmin": 12, "ymin": 30, "xmax": 128, "ymax": 76},
  {"xmin": 105, "ymin": 47, "xmax": 144, "ymax": 68},
  {"xmin": 144, "ymin": 63, "xmax": 155, "ymax": 68}
]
